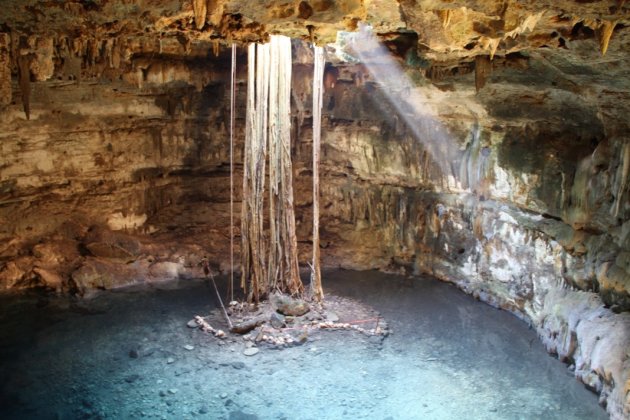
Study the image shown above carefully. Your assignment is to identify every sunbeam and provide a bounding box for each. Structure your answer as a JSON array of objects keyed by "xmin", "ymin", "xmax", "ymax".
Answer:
[{"xmin": 341, "ymin": 24, "xmax": 464, "ymax": 186}]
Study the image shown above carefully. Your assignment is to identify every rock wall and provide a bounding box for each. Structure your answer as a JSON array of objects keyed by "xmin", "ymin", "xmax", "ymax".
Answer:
[
  {"xmin": 311, "ymin": 41, "xmax": 630, "ymax": 417},
  {"xmin": 0, "ymin": 34, "xmax": 629, "ymax": 417},
  {"xmin": 0, "ymin": 39, "xmax": 240, "ymax": 294}
]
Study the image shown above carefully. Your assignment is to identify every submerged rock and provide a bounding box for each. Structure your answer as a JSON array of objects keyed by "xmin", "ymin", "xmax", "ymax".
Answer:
[
  {"xmin": 269, "ymin": 312, "xmax": 286, "ymax": 329},
  {"xmin": 325, "ymin": 311, "xmax": 339, "ymax": 323},
  {"xmin": 272, "ymin": 294, "xmax": 310, "ymax": 317},
  {"xmin": 243, "ymin": 347, "xmax": 259, "ymax": 356},
  {"xmin": 228, "ymin": 410, "xmax": 259, "ymax": 420}
]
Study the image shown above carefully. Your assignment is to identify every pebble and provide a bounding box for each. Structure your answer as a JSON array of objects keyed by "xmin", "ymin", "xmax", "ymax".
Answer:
[
  {"xmin": 220, "ymin": 393, "xmax": 228, "ymax": 399},
  {"xmin": 243, "ymin": 347, "xmax": 260, "ymax": 356},
  {"xmin": 167, "ymin": 357, "xmax": 175, "ymax": 364},
  {"xmin": 187, "ymin": 319, "xmax": 198, "ymax": 328},
  {"xmin": 129, "ymin": 349, "xmax": 139, "ymax": 359},
  {"xmin": 168, "ymin": 388, "xmax": 178, "ymax": 395},
  {"xmin": 232, "ymin": 361, "xmax": 246, "ymax": 370},
  {"xmin": 326, "ymin": 311, "xmax": 339, "ymax": 322},
  {"xmin": 184, "ymin": 345, "xmax": 194, "ymax": 351},
  {"xmin": 124, "ymin": 374, "xmax": 140, "ymax": 383}
]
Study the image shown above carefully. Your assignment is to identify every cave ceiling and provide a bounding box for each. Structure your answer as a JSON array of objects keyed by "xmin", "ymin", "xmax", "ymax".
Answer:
[{"xmin": 1, "ymin": 0, "xmax": 629, "ymax": 63}]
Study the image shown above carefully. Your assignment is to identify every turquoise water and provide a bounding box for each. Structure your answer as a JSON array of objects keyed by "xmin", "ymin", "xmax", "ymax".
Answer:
[{"xmin": 0, "ymin": 270, "xmax": 607, "ymax": 419}]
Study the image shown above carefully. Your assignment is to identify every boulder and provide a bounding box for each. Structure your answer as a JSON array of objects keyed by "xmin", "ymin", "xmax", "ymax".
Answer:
[
  {"xmin": 272, "ymin": 293, "xmax": 310, "ymax": 317},
  {"xmin": 33, "ymin": 267, "xmax": 63, "ymax": 291},
  {"xmin": 71, "ymin": 258, "xmax": 145, "ymax": 295}
]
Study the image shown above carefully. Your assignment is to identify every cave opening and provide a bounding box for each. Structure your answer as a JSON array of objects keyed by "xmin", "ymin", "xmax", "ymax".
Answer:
[{"xmin": 1, "ymin": 1, "xmax": 630, "ymax": 419}]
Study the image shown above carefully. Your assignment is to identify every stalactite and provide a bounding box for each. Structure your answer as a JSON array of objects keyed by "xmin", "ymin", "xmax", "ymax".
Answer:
[
  {"xmin": 612, "ymin": 143, "xmax": 629, "ymax": 217},
  {"xmin": 475, "ymin": 55, "xmax": 491, "ymax": 92},
  {"xmin": 112, "ymin": 39, "xmax": 121, "ymax": 69},
  {"xmin": 87, "ymin": 37, "xmax": 98, "ymax": 66},
  {"xmin": 105, "ymin": 38, "xmax": 114, "ymax": 68},
  {"xmin": 505, "ymin": 13, "xmax": 543, "ymax": 39},
  {"xmin": 0, "ymin": 33, "xmax": 11, "ymax": 109},
  {"xmin": 208, "ymin": 0, "xmax": 225, "ymax": 27},
  {"xmin": 480, "ymin": 37, "xmax": 500, "ymax": 60},
  {"xmin": 353, "ymin": 70, "xmax": 364, "ymax": 87},
  {"xmin": 307, "ymin": 25, "xmax": 315, "ymax": 44},
  {"xmin": 598, "ymin": 20, "xmax": 617, "ymax": 56},
  {"xmin": 102, "ymin": 37, "xmax": 121, "ymax": 69},
  {"xmin": 310, "ymin": 45, "xmax": 325, "ymax": 302},
  {"xmin": 17, "ymin": 43, "xmax": 32, "ymax": 120},
  {"xmin": 193, "ymin": 0, "xmax": 208, "ymax": 30},
  {"xmin": 436, "ymin": 9, "xmax": 452, "ymax": 28}
]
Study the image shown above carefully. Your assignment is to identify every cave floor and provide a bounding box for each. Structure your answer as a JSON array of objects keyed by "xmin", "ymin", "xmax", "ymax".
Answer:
[{"xmin": 0, "ymin": 270, "xmax": 606, "ymax": 420}]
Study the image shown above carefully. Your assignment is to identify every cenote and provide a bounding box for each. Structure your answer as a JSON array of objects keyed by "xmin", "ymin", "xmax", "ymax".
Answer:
[
  {"xmin": 0, "ymin": 1, "xmax": 629, "ymax": 419},
  {"xmin": 0, "ymin": 271, "xmax": 609, "ymax": 419}
]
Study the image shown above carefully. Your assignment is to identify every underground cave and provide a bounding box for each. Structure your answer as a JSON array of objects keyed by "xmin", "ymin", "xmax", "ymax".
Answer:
[{"xmin": 0, "ymin": 1, "xmax": 629, "ymax": 419}]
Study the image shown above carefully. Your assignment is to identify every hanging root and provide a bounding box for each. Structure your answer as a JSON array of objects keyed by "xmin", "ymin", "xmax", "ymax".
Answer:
[
  {"xmin": 311, "ymin": 45, "xmax": 325, "ymax": 302},
  {"xmin": 228, "ymin": 43, "xmax": 236, "ymax": 303}
]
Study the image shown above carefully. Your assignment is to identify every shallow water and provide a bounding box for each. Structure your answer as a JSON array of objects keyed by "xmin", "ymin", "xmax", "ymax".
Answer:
[{"xmin": 0, "ymin": 270, "xmax": 606, "ymax": 420}]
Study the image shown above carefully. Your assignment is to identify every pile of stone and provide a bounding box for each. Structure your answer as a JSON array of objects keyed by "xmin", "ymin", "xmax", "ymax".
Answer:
[{"xmin": 189, "ymin": 292, "xmax": 389, "ymax": 351}]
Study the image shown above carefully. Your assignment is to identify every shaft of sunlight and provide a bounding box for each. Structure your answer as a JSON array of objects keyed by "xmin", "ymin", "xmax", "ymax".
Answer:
[{"xmin": 345, "ymin": 25, "xmax": 462, "ymax": 181}]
